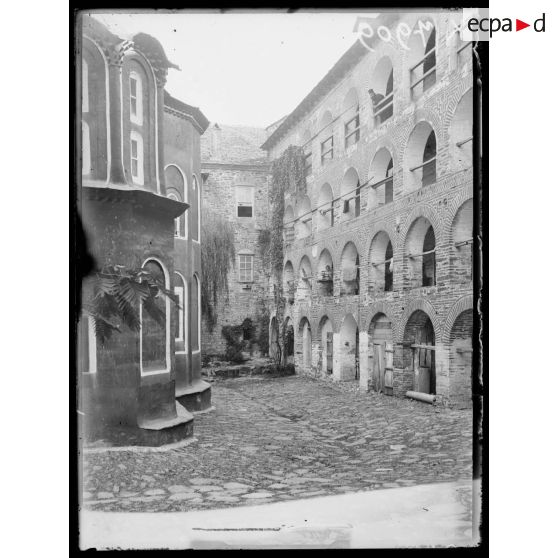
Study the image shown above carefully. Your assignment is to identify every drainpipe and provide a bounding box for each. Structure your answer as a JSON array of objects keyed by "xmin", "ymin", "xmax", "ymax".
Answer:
[{"xmin": 406, "ymin": 391, "xmax": 436, "ymax": 404}]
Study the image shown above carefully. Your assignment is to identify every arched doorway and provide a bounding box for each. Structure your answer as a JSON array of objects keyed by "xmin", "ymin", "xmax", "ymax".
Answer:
[
  {"xmin": 403, "ymin": 310, "xmax": 436, "ymax": 394},
  {"xmin": 269, "ymin": 316, "xmax": 279, "ymax": 363},
  {"xmin": 318, "ymin": 316, "xmax": 333, "ymax": 374},
  {"xmin": 299, "ymin": 317, "xmax": 312, "ymax": 369},
  {"xmin": 283, "ymin": 317, "xmax": 294, "ymax": 365},
  {"xmin": 368, "ymin": 313, "xmax": 394, "ymax": 393},
  {"xmin": 339, "ymin": 314, "xmax": 359, "ymax": 381}
]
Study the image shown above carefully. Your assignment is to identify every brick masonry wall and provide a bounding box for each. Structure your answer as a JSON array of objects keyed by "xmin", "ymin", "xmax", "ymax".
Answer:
[{"xmin": 266, "ymin": 11, "xmax": 474, "ymax": 406}]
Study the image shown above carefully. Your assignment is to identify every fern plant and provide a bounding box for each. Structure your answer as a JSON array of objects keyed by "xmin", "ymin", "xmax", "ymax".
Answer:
[{"xmin": 82, "ymin": 264, "xmax": 179, "ymax": 346}]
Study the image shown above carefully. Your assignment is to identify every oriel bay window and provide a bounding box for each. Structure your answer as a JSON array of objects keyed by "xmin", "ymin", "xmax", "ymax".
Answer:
[{"xmin": 321, "ymin": 136, "xmax": 334, "ymax": 164}]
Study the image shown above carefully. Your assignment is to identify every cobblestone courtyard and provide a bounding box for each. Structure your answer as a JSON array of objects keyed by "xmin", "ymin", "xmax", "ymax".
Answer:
[{"xmin": 82, "ymin": 376, "xmax": 472, "ymax": 513}]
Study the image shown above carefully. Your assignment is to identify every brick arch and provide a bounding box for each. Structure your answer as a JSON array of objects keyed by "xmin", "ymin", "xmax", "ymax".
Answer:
[
  {"xmin": 398, "ymin": 110, "xmax": 444, "ymax": 164},
  {"xmin": 297, "ymin": 253, "xmax": 314, "ymax": 278},
  {"xmin": 442, "ymin": 83, "xmax": 474, "ymax": 136},
  {"xmin": 334, "ymin": 236, "xmax": 366, "ymax": 270},
  {"xmin": 367, "ymin": 140, "xmax": 399, "ymax": 183},
  {"xmin": 297, "ymin": 314, "xmax": 311, "ymax": 333},
  {"xmin": 398, "ymin": 204, "xmax": 444, "ymax": 252},
  {"xmin": 362, "ymin": 301, "xmax": 397, "ymax": 333},
  {"xmin": 395, "ymin": 298, "xmax": 442, "ymax": 343},
  {"xmin": 366, "ymin": 223, "xmax": 395, "ymax": 264},
  {"xmin": 443, "ymin": 186, "xmax": 474, "ymax": 245},
  {"xmin": 442, "ymin": 295, "xmax": 474, "ymax": 343}
]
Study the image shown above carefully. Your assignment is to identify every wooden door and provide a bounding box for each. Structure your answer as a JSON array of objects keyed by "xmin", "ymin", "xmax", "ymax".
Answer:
[{"xmin": 326, "ymin": 332, "xmax": 333, "ymax": 374}]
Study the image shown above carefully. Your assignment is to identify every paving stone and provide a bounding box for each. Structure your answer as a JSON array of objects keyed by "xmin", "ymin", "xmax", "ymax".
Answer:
[
  {"xmin": 167, "ymin": 485, "xmax": 194, "ymax": 494},
  {"xmin": 144, "ymin": 488, "xmax": 166, "ymax": 496},
  {"xmin": 83, "ymin": 376, "xmax": 472, "ymax": 513},
  {"xmin": 168, "ymin": 492, "xmax": 202, "ymax": 501}
]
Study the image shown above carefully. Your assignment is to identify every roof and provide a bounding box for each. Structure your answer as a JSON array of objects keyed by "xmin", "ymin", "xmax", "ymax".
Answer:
[
  {"xmin": 201, "ymin": 123, "xmax": 269, "ymax": 165},
  {"xmin": 261, "ymin": 13, "xmax": 397, "ymax": 151},
  {"xmin": 164, "ymin": 90, "xmax": 210, "ymax": 134}
]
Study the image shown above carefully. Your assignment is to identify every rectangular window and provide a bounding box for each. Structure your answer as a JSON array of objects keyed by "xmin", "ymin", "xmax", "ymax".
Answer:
[
  {"xmin": 131, "ymin": 139, "xmax": 138, "ymax": 177},
  {"xmin": 236, "ymin": 186, "xmax": 254, "ymax": 218},
  {"xmin": 321, "ymin": 136, "xmax": 334, "ymax": 164},
  {"xmin": 238, "ymin": 254, "xmax": 254, "ymax": 282},
  {"xmin": 344, "ymin": 114, "xmax": 360, "ymax": 148},
  {"xmin": 130, "ymin": 77, "xmax": 138, "ymax": 118}
]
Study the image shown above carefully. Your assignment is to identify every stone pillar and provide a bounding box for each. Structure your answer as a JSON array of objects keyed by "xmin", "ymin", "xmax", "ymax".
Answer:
[
  {"xmin": 359, "ymin": 331, "xmax": 370, "ymax": 390},
  {"xmin": 311, "ymin": 341, "xmax": 320, "ymax": 377},
  {"xmin": 434, "ymin": 344, "xmax": 451, "ymax": 404}
]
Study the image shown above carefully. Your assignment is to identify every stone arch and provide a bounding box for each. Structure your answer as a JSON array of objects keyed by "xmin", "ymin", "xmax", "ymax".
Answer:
[
  {"xmin": 395, "ymin": 298, "xmax": 442, "ymax": 343},
  {"xmin": 363, "ymin": 302, "xmax": 397, "ymax": 334},
  {"xmin": 283, "ymin": 260, "xmax": 295, "ymax": 303},
  {"xmin": 442, "ymin": 295, "xmax": 474, "ymax": 344},
  {"xmin": 297, "ymin": 255, "xmax": 313, "ymax": 301},
  {"xmin": 367, "ymin": 311, "xmax": 394, "ymax": 392},
  {"xmin": 282, "ymin": 316, "xmax": 295, "ymax": 364},
  {"xmin": 339, "ymin": 313, "xmax": 360, "ymax": 381},
  {"xmin": 402, "ymin": 216, "xmax": 438, "ymax": 289}
]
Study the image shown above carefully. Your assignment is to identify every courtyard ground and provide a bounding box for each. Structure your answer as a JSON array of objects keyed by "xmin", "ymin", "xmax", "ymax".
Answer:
[{"xmin": 81, "ymin": 375, "xmax": 472, "ymax": 513}]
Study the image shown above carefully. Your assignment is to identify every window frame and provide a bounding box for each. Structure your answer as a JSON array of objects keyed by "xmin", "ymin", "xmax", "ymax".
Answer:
[
  {"xmin": 139, "ymin": 258, "xmax": 171, "ymax": 377},
  {"xmin": 238, "ymin": 253, "xmax": 254, "ymax": 283},
  {"xmin": 320, "ymin": 135, "xmax": 334, "ymax": 164},
  {"xmin": 235, "ymin": 185, "xmax": 255, "ymax": 219},
  {"xmin": 130, "ymin": 130, "xmax": 144, "ymax": 185},
  {"xmin": 129, "ymin": 71, "xmax": 143, "ymax": 126},
  {"xmin": 344, "ymin": 111, "xmax": 360, "ymax": 148},
  {"xmin": 174, "ymin": 285, "xmax": 184, "ymax": 342}
]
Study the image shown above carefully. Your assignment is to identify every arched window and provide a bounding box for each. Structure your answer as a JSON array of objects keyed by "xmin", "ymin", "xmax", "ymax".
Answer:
[
  {"xmin": 192, "ymin": 274, "xmax": 200, "ymax": 351},
  {"xmin": 341, "ymin": 168, "xmax": 361, "ymax": 220},
  {"xmin": 317, "ymin": 249, "xmax": 333, "ymax": 296},
  {"xmin": 369, "ymin": 231, "xmax": 393, "ymax": 294},
  {"xmin": 167, "ymin": 192, "xmax": 181, "ymax": 237},
  {"xmin": 341, "ymin": 242, "xmax": 360, "ymax": 295},
  {"xmin": 129, "ymin": 70, "xmax": 143, "ymax": 126},
  {"xmin": 82, "ymin": 121, "xmax": 91, "ymax": 177},
  {"xmin": 192, "ymin": 175, "xmax": 200, "ymax": 241},
  {"xmin": 369, "ymin": 56, "xmax": 394, "ymax": 123},
  {"xmin": 283, "ymin": 261, "xmax": 295, "ymax": 303},
  {"xmin": 165, "ymin": 164, "xmax": 187, "ymax": 238},
  {"xmin": 130, "ymin": 130, "xmax": 144, "ymax": 185},
  {"xmin": 368, "ymin": 148, "xmax": 394, "ymax": 209},
  {"xmin": 405, "ymin": 217, "xmax": 437, "ymax": 289},
  {"xmin": 140, "ymin": 259, "xmax": 170, "ymax": 375},
  {"xmin": 409, "ymin": 22, "xmax": 437, "ymax": 96},
  {"xmin": 406, "ymin": 122, "xmax": 437, "ymax": 191},
  {"xmin": 449, "ymin": 89, "xmax": 473, "ymax": 169}
]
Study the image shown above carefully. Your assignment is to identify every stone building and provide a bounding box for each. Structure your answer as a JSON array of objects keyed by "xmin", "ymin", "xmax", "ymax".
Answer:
[
  {"xmin": 263, "ymin": 11, "xmax": 474, "ymax": 407},
  {"xmin": 200, "ymin": 124, "xmax": 272, "ymax": 358},
  {"xmin": 77, "ymin": 14, "xmax": 210, "ymax": 444}
]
